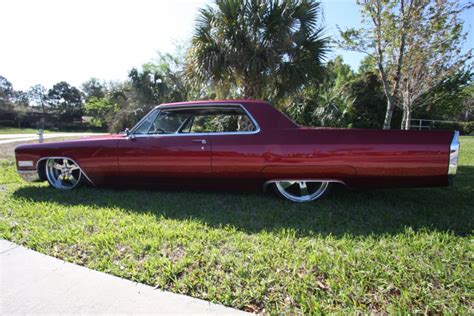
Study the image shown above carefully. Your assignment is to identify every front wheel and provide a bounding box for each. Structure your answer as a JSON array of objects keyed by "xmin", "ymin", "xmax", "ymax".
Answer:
[
  {"xmin": 45, "ymin": 158, "xmax": 83, "ymax": 190},
  {"xmin": 273, "ymin": 180, "xmax": 331, "ymax": 202}
]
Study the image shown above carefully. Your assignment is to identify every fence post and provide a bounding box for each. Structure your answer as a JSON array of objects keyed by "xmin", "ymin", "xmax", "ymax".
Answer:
[{"xmin": 37, "ymin": 129, "xmax": 44, "ymax": 143}]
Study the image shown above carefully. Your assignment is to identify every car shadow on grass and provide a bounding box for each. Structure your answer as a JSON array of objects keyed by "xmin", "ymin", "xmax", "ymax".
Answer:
[{"xmin": 12, "ymin": 166, "xmax": 473, "ymax": 237}]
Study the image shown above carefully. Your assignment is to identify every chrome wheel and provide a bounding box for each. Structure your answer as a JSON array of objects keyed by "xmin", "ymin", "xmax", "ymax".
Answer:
[
  {"xmin": 45, "ymin": 158, "xmax": 82, "ymax": 190},
  {"xmin": 274, "ymin": 180, "xmax": 330, "ymax": 202}
]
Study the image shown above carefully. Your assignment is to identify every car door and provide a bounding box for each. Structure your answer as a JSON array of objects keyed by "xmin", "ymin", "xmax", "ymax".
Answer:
[
  {"xmin": 205, "ymin": 106, "xmax": 263, "ymax": 180},
  {"xmin": 118, "ymin": 108, "xmax": 211, "ymax": 183}
]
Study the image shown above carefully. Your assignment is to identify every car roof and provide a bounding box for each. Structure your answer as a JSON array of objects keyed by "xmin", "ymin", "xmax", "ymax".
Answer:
[
  {"xmin": 155, "ymin": 99, "xmax": 298, "ymax": 130},
  {"xmin": 156, "ymin": 99, "xmax": 270, "ymax": 108}
]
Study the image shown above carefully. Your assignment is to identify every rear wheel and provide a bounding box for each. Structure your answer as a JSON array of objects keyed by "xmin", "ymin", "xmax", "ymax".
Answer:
[
  {"xmin": 273, "ymin": 180, "xmax": 331, "ymax": 202},
  {"xmin": 45, "ymin": 158, "xmax": 83, "ymax": 190}
]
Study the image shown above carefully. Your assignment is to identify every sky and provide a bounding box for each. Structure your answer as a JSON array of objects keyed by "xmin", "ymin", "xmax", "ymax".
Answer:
[{"xmin": 0, "ymin": 0, "xmax": 472, "ymax": 91}]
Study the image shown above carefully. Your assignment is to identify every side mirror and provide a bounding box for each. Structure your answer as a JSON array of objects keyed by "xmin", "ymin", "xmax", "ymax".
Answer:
[{"xmin": 124, "ymin": 128, "xmax": 135, "ymax": 140}]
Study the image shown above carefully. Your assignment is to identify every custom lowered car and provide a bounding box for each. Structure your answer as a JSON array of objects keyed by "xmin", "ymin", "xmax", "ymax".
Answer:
[{"xmin": 15, "ymin": 100, "xmax": 460, "ymax": 202}]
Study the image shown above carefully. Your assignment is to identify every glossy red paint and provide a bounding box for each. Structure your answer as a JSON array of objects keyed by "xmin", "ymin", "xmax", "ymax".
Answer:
[{"xmin": 15, "ymin": 100, "xmax": 454, "ymax": 189}]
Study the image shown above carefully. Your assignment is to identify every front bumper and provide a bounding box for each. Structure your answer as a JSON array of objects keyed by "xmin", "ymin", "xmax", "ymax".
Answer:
[{"xmin": 17, "ymin": 170, "xmax": 40, "ymax": 182}]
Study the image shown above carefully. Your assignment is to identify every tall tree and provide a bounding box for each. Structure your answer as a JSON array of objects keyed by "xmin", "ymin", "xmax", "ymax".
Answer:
[
  {"xmin": 414, "ymin": 70, "xmax": 473, "ymax": 121},
  {"xmin": 0, "ymin": 76, "xmax": 28, "ymax": 127},
  {"xmin": 0, "ymin": 75, "xmax": 14, "ymax": 108},
  {"xmin": 463, "ymin": 83, "xmax": 474, "ymax": 121},
  {"xmin": 81, "ymin": 78, "xmax": 105, "ymax": 101},
  {"xmin": 339, "ymin": 0, "xmax": 472, "ymax": 129},
  {"xmin": 28, "ymin": 84, "xmax": 47, "ymax": 129},
  {"xmin": 350, "ymin": 71, "xmax": 387, "ymax": 128},
  {"xmin": 47, "ymin": 82, "xmax": 83, "ymax": 123},
  {"xmin": 397, "ymin": 1, "xmax": 472, "ymax": 129},
  {"xmin": 284, "ymin": 56, "xmax": 355, "ymax": 128},
  {"xmin": 143, "ymin": 52, "xmax": 190, "ymax": 102},
  {"xmin": 185, "ymin": 0, "xmax": 328, "ymax": 99}
]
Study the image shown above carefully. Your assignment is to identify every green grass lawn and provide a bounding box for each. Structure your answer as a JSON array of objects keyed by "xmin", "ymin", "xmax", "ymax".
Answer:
[
  {"xmin": 1, "ymin": 138, "xmax": 472, "ymax": 314},
  {"xmin": 0, "ymin": 127, "xmax": 54, "ymax": 134}
]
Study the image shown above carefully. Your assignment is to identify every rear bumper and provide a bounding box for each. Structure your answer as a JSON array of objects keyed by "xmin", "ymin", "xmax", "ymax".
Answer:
[
  {"xmin": 448, "ymin": 131, "xmax": 460, "ymax": 177},
  {"xmin": 17, "ymin": 170, "xmax": 40, "ymax": 182}
]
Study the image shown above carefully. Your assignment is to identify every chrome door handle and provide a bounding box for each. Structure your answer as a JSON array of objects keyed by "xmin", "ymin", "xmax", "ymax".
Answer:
[{"xmin": 192, "ymin": 139, "xmax": 207, "ymax": 144}]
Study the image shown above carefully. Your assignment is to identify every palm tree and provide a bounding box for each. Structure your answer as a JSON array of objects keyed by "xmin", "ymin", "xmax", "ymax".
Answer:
[{"xmin": 185, "ymin": 0, "xmax": 328, "ymax": 99}]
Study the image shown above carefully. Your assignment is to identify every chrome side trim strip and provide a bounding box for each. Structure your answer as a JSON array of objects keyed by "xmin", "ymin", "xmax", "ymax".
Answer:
[
  {"xmin": 36, "ymin": 157, "xmax": 96, "ymax": 187},
  {"xmin": 448, "ymin": 130, "xmax": 460, "ymax": 176},
  {"xmin": 263, "ymin": 179, "xmax": 347, "ymax": 190}
]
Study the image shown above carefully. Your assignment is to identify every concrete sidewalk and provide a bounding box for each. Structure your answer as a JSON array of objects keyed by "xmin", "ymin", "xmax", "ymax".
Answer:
[{"xmin": 0, "ymin": 240, "xmax": 248, "ymax": 315}]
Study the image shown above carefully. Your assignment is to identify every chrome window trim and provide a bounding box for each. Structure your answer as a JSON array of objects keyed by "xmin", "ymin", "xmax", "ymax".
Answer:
[
  {"xmin": 130, "ymin": 103, "xmax": 261, "ymax": 138},
  {"xmin": 36, "ymin": 156, "xmax": 96, "ymax": 186},
  {"xmin": 448, "ymin": 130, "xmax": 460, "ymax": 176}
]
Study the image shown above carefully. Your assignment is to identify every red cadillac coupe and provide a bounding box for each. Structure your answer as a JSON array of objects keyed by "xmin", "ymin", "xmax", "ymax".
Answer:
[{"xmin": 15, "ymin": 100, "xmax": 460, "ymax": 202}]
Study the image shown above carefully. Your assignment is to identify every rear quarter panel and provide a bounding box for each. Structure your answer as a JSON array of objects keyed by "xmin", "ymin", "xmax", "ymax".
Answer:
[{"xmin": 260, "ymin": 128, "xmax": 452, "ymax": 188}]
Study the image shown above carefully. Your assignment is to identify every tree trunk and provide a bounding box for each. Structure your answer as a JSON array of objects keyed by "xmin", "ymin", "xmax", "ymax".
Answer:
[
  {"xmin": 41, "ymin": 102, "xmax": 45, "ymax": 129},
  {"xmin": 404, "ymin": 106, "xmax": 411, "ymax": 130},
  {"xmin": 400, "ymin": 99, "xmax": 412, "ymax": 130},
  {"xmin": 243, "ymin": 84, "xmax": 251, "ymax": 99},
  {"xmin": 400, "ymin": 106, "xmax": 407, "ymax": 129},
  {"xmin": 372, "ymin": 1, "xmax": 396, "ymax": 130},
  {"xmin": 383, "ymin": 97, "xmax": 395, "ymax": 129},
  {"xmin": 242, "ymin": 73, "xmax": 262, "ymax": 99},
  {"xmin": 377, "ymin": 53, "xmax": 395, "ymax": 129}
]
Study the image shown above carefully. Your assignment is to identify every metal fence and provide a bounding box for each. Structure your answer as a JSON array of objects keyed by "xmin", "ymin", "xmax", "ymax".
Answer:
[{"xmin": 410, "ymin": 118, "xmax": 458, "ymax": 130}]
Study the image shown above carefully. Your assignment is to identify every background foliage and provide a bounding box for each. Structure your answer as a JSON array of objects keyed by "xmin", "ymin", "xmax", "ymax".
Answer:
[{"xmin": 0, "ymin": 0, "xmax": 472, "ymax": 133}]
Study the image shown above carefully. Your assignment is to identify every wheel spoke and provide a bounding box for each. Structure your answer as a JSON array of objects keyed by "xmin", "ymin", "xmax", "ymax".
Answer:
[
  {"xmin": 53, "ymin": 163, "xmax": 62, "ymax": 170},
  {"xmin": 299, "ymin": 182, "xmax": 309, "ymax": 197},
  {"xmin": 63, "ymin": 159, "xmax": 69, "ymax": 167},
  {"xmin": 68, "ymin": 174, "xmax": 77, "ymax": 185},
  {"xmin": 275, "ymin": 180, "xmax": 330, "ymax": 202},
  {"xmin": 279, "ymin": 181, "xmax": 295, "ymax": 189},
  {"xmin": 69, "ymin": 164, "xmax": 79, "ymax": 170}
]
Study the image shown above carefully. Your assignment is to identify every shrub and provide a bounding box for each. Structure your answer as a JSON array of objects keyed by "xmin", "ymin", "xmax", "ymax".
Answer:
[{"xmin": 431, "ymin": 121, "xmax": 474, "ymax": 135}]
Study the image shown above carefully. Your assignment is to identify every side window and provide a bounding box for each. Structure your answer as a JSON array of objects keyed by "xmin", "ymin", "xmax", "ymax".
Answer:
[
  {"xmin": 148, "ymin": 110, "xmax": 189, "ymax": 134},
  {"xmin": 133, "ymin": 110, "xmax": 159, "ymax": 135},
  {"xmin": 133, "ymin": 109, "xmax": 191, "ymax": 135},
  {"xmin": 133, "ymin": 106, "xmax": 257, "ymax": 135},
  {"xmin": 184, "ymin": 107, "xmax": 256, "ymax": 133}
]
